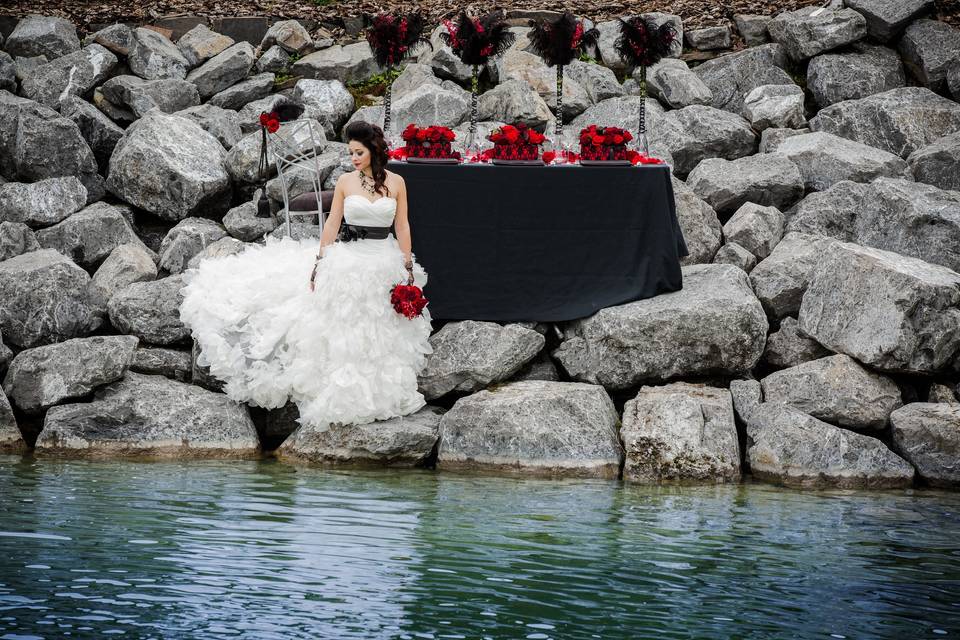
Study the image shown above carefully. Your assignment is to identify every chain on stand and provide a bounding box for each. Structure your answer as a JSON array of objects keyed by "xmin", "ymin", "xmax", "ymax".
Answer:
[{"xmin": 638, "ymin": 65, "xmax": 647, "ymax": 139}]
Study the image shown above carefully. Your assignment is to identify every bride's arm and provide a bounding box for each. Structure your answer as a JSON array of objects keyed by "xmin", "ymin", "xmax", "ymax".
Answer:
[
  {"xmin": 319, "ymin": 177, "xmax": 346, "ymax": 254},
  {"xmin": 310, "ymin": 177, "xmax": 345, "ymax": 290},
  {"xmin": 393, "ymin": 177, "xmax": 415, "ymax": 284}
]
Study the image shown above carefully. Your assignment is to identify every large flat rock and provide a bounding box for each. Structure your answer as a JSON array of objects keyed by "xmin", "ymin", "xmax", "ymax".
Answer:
[{"xmin": 554, "ymin": 264, "xmax": 768, "ymax": 389}]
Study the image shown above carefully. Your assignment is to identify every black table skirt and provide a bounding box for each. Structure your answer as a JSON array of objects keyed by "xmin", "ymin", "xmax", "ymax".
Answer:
[{"xmin": 389, "ymin": 162, "xmax": 688, "ymax": 322}]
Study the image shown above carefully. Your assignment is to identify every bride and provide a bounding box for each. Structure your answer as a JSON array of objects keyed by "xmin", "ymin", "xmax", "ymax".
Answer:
[{"xmin": 179, "ymin": 121, "xmax": 433, "ymax": 430}]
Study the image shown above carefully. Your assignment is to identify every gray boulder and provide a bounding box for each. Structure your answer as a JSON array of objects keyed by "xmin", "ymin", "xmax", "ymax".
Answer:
[
  {"xmin": 92, "ymin": 243, "xmax": 159, "ymax": 303},
  {"xmin": 771, "ymin": 131, "xmax": 912, "ymax": 192},
  {"xmin": 478, "ymin": 80, "xmax": 552, "ymax": 130},
  {"xmin": 746, "ymin": 403, "xmax": 914, "ymax": 488},
  {"xmin": 741, "ymin": 84, "xmax": 806, "ymax": 131},
  {"xmin": 130, "ymin": 346, "xmax": 192, "ymax": 382},
  {"xmin": 158, "ymin": 218, "xmax": 228, "ymax": 274},
  {"xmin": 0, "ymin": 249, "xmax": 106, "ymax": 349},
  {"xmin": 672, "ymin": 177, "xmax": 722, "ymax": 266},
  {"xmin": 2, "ymin": 335, "xmax": 138, "ymax": 413},
  {"xmin": 418, "ymin": 321, "xmax": 544, "ymax": 400},
  {"xmin": 255, "ymin": 45, "xmax": 292, "ymax": 75},
  {"xmin": 786, "ymin": 178, "xmax": 960, "ymax": 273},
  {"xmin": 207, "ymin": 73, "xmax": 275, "ymax": 111},
  {"xmin": 762, "ymin": 316, "xmax": 831, "ymax": 369},
  {"xmin": 890, "ymin": 403, "xmax": 960, "ymax": 487},
  {"xmin": 622, "ymin": 382, "xmax": 740, "ymax": 484},
  {"xmin": 807, "ymin": 44, "xmax": 905, "ymax": 108},
  {"xmin": 186, "ymin": 41, "xmax": 256, "ymax": 100},
  {"xmin": 438, "ymin": 380, "xmax": 623, "ymax": 478},
  {"xmin": 760, "ymin": 354, "xmax": 902, "ymax": 430},
  {"xmin": 35, "ymin": 202, "xmax": 148, "ymax": 269},
  {"xmin": 646, "ymin": 59, "xmax": 713, "ymax": 109},
  {"xmin": 292, "ymin": 42, "xmax": 379, "ymax": 85},
  {"xmin": 722, "ymin": 202, "xmax": 785, "ymax": 260},
  {"xmin": 177, "ymin": 24, "xmax": 234, "ymax": 67},
  {"xmin": 799, "ymin": 242, "xmax": 960, "ymax": 374},
  {"xmin": 730, "ymin": 378, "xmax": 763, "ymax": 425},
  {"xmin": 128, "ymin": 27, "xmax": 190, "ymax": 80},
  {"xmin": 553, "ymin": 264, "xmax": 768, "ymax": 388},
  {"xmin": 0, "ymin": 389, "xmax": 23, "ymax": 453},
  {"xmin": 734, "ymin": 14, "xmax": 772, "ymax": 46},
  {"xmin": 391, "ymin": 63, "xmax": 442, "ymax": 99},
  {"xmin": 929, "ymin": 384, "xmax": 959, "ymax": 404},
  {"xmin": 759, "ymin": 127, "xmax": 810, "ymax": 153},
  {"xmin": 659, "ymin": 105, "xmax": 757, "ymax": 177},
  {"xmin": 36, "ymin": 371, "xmax": 259, "ymax": 458},
  {"xmin": 908, "ymin": 133, "xmax": 960, "ymax": 192},
  {"xmin": 0, "ymin": 222, "xmax": 40, "ymax": 262},
  {"xmin": 260, "ymin": 19, "xmax": 313, "ymax": 55},
  {"xmin": 107, "ymin": 111, "xmax": 231, "ymax": 221},
  {"xmin": 278, "ymin": 405, "xmax": 444, "ymax": 467},
  {"xmin": 107, "ymin": 275, "xmax": 189, "ymax": 345},
  {"xmin": 21, "ymin": 44, "xmax": 117, "ymax": 108},
  {"xmin": 102, "ymin": 75, "xmax": 201, "ymax": 118},
  {"xmin": 686, "ymin": 27, "xmax": 731, "ymax": 51},
  {"xmin": 186, "ymin": 236, "xmax": 247, "ymax": 269},
  {"xmin": 83, "ymin": 23, "xmax": 135, "ymax": 57},
  {"xmin": 0, "ymin": 176, "xmax": 86, "ymax": 227},
  {"xmin": 293, "ymin": 79, "xmax": 355, "ymax": 140},
  {"xmin": 687, "ymin": 154, "xmax": 805, "ymax": 214},
  {"xmin": 0, "ymin": 52, "xmax": 13, "ymax": 92},
  {"xmin": 898, "ymin": 19, "xmax": 960, "ymax": 94},
  {"xmin": 565, "ymin": 59, "xmax": 624, "ymax": 104},
  {"xmin": 767, "ymin": 7, "xmax": 867, "ymax": 61},
  {"xmin": 950, "ymin": 64, "xmax": 960, "ymax": 101},
  {"xmin": 500, "ymin": 50, "xmax": 590, "ymax": 120},
  {"xmin": 223, "ymin": 200, "xmax": 279, "ymax": 241},
  {"xmin": 60, "ymin": 96, "xmax": 124, "ymax": 171},
  {"xmin": 846, "ymin": 0, "xmax": 935, "ymax": 42},
  {"xmin": 175, "ymin": 104, "xmax": 243, "ymax": 149},
  {"xmin": 2, "ymin": 96, "xmax": 101, "ymax": 200},
  {"xmin": 809, "ymin": 87, "xmax": 960, "ymax": 158},
  {"xmin": 344, "ymin": 83, "xmax": 471, "ymax": 138},
  {"xmin": 749, "ymin": 232, "xmax": 836, "ymax": 319},
  {"xmin": 4, "ymin": 15, "xmax": 80, "ymax": 59},
  {"xmin": 693, "ymin": 44, "xmax": 793, "ymax": 114},
  {"xmin": 713, "ymin": 242, "xmax": 757, "ymax": 273}
]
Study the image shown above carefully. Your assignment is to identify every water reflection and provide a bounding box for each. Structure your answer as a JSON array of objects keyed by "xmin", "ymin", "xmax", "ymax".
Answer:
[{"xmin": 0, "ymin": 457, "xmax": 958, "ymax": 639}]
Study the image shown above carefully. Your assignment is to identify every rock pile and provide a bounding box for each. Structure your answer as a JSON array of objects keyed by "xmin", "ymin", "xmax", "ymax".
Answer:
[{"xmin": 1, "ymin": 8, "xmax": 959, "ymax": 488}]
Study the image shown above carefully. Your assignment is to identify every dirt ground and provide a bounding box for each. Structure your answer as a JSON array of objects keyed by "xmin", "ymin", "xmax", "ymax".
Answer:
[{"xmin": 6, "ymin": 0, "xmax": 959, "ymax": 37}]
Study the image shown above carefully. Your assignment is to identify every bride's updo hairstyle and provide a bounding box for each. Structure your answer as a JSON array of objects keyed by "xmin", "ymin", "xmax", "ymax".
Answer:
[{"xmin": 345, "ymin": 121, "xmax": 390, "ymax": 196}]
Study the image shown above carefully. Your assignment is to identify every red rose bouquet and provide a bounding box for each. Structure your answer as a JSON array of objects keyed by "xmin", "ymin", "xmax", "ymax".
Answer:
[
  {"xmin": 400, "ymin": 124, "xmax": 460, "ymax": 159},
  {"xmin": 578, "ymin": 124, "xmax": 635, "ymax": 161},
  {"xmin": 487, "ymin": 123, "xmax": 546, "ymax": 161},
  {"xmin": 259, "ymin": 111, "xmax": 280, "ymax": 134},
  {"xmin": 390, "ymin": 283, "xmax": 429, "ymax": 319}
]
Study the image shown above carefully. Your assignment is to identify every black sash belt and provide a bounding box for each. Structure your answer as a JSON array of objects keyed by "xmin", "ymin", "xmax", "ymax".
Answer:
[{"xmin": 338, "ymin": 223, "xmax": 392, "ymax": 242}]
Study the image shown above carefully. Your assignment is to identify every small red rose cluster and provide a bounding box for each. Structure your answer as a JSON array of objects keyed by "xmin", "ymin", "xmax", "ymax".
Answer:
[
  {"xmin": 487, "ymin": 123, "xmax": 546, "ymax": 161},
  {"xmin": 400, "ymin": 124, "xmax": 460, "ymax": 159},
  {"xmin": 390, "ymin": 283, "xmax": 428, "ymax": 319},
  {"xmin": 259, "ymin": 111, "xmax": 281, "ymax": 134},
  {"xmin": 579, "ymin": 124, "xmax": 633, "ymax": 148},
  {"xmin": 627, "ymin": 150, "xmax": 665, "ymax": 165}
]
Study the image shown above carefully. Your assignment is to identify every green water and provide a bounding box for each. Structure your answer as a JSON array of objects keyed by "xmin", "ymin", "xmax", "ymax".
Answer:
[{"xmin": 0, "ymin": 456, "xmax": 958, "ymax": 639}]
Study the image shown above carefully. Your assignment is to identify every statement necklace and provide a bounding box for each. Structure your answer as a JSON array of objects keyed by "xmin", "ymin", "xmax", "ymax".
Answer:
[{"xmin": 359, "ymin": 170, "xmax": 377, "ymax": 196}]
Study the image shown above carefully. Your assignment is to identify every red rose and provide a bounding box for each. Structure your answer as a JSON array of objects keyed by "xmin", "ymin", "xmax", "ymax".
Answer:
[
  {"xmin": 504, "ymin": 127, "xmax": 520, "ymax": 144},
  {"xmin": 267, "ymin": 118, "xmax": 280, "ymax": 133},
  {"xmin": 613, "ymin": 134, "xmax": 624, "ymax": 145},
  {"xmin": 442, "ymin": 128, "xmax": 455, "ymax": 141},
  {"xmin": 259, "ymin": 112, "xmax": 271, "ymax": 127},
  {"xmin": 591, "ymin": 134, "xmax": 605, "ymax": 146},
  {"xmin": 623, "ymin": 131, "xmax": 633, "ymax": 142},
  {"xmin": 542, "ymin": 150, "xmax": 556, "ymax": 164},
  {"xmin": 528, "ymin": 130, "xmax": 545, "ymax": 144}
]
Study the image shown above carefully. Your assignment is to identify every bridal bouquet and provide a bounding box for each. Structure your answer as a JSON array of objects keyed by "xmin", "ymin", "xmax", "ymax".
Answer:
[{"xmin": 390, "ymin": 284, "xmax": 428, "ymax": 319}]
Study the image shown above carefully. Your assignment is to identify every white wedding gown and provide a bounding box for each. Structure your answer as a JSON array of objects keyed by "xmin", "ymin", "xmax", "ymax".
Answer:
[{"xmin": 179, "ymin": 194, "xmax": 433, "ymax": 429}]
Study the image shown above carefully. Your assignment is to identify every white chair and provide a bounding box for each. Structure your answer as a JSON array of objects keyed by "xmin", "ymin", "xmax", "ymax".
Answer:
[{"xmin": 267, "ymin": 119, "xmax": 327, "ymax": 238}]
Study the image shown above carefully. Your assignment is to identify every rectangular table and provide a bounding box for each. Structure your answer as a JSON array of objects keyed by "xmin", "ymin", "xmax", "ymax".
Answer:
[{"xmin": 389, "ymin": 162, "xmax": 688, "ymax": 322}]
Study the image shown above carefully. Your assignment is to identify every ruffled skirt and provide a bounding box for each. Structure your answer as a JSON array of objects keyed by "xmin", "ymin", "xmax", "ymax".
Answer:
[{"xmin": 179, "ymin": 233, "xmax": 433, "ymax": 428}]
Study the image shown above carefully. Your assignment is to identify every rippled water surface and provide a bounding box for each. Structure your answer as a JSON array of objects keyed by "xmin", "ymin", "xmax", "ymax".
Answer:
[{"xmin": 1, "ymin": 456, "xmax": 959, "ymax": 639}]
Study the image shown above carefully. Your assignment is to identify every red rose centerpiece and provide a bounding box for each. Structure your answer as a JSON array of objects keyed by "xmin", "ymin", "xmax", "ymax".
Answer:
[
  {"xmin": 390, "ymin": 283, "xmax": 428, "ymax": 319},
  {"xmin": 487, "ymin": 123, "xmax": 546, "ymax": 161},
  {"xmin": 400, "ymin": 124, "xmax": 461, "ymax": 160},
  {"xmin": 579, "ymin": 125, "xmax": 633, "ymax": 161}
]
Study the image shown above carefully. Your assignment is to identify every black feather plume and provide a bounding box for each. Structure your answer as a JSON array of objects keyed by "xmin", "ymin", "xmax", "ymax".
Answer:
[
  {"xmin": 366, "ymin": 12, "xmax": 430, "ymax": 68},
  {"xmin": 527, "ymin": 12, "xmax": 599, "ymax": 68},
  {"xmin": 439, "ymin": 10, "xmax": 515, "ymax": 67},
  {"xmin": 273, "ymin": 100, "xmax": 304, "ymax": 123},
  {"xmin": 615, "ymin": 16, "xmax": 676, "ymax": 68}
]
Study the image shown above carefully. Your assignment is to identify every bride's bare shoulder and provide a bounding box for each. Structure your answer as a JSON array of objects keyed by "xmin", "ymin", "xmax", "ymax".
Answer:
[{"xmin": 385, "ymin": 170, "xmax": 406, "ymax": 193}]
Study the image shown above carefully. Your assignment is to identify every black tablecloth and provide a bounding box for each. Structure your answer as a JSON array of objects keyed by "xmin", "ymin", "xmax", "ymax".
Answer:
[{"xmin": 389, "ymin": 162, "xmax": 688, "ymax": 322}]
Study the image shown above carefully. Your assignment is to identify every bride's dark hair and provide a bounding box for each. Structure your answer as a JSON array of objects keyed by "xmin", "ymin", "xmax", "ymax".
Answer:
[{"xmin": 344, "ymin": 121, "xmax": 390, "ymax": 196}]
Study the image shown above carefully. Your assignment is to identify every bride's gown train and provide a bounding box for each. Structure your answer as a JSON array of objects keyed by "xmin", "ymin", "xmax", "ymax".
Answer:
[{"xmin": 179, "ymin": 194, "xmax": 433, "ymax": 428}]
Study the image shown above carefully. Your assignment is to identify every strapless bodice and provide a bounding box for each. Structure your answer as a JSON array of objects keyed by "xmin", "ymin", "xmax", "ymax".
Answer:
[{"xmin": 344, "ymin": 195, "xmax": 397, "ymax": 226}]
